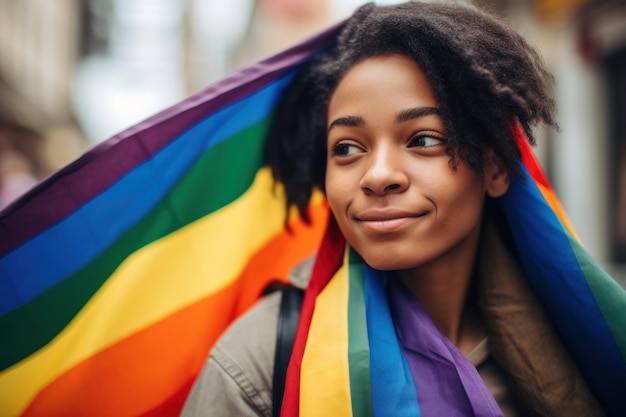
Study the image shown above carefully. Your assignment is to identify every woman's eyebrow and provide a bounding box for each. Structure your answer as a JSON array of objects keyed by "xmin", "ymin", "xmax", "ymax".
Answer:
[
  {"xmin": 327, "ymin": 107, "xmax": 439, "ymax": 132},
  {"xmin": 328, "ymin": 115, "xmax": 365, "ymax": 132},
  {"xmin": 396, "ymin": 106, "xmax": 440, "ymax": 123}
]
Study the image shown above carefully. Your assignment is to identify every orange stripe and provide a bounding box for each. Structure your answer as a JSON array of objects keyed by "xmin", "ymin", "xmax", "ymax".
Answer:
[
  {"xmin": 233, "ymin": 202, "xmax": 329, "ymax": 314},
  {"xmin": 536, "ymin": 182, "xmax": 580, "ymax": 242},
  {"xmin": 513, "ymin": 123, "xmax": 580, "ymax": 241},
  {"xmin": 20, "ymin": 283, "xmax": 237, "ymax": 417},
  {"xmin": 20, "ymin": 203, "xmax": 328, "ymax": 417}
]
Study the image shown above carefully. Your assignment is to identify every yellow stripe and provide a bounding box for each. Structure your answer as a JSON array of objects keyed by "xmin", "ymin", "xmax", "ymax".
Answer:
[
  {"xmin": 0, "ymin": 168, "xmax": 314, "ymax": 416},
  {"xmin": 300, "ymin": 249, "xmax": 352, "ymax": 417}
]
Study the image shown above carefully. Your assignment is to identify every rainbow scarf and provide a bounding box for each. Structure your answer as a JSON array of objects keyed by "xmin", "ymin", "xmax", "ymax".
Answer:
[
  {"xmin": 280, "ymin": 124, "xmax": 626, "ymax": 417},
  {"xmin": 0, "ymin": 20, "xmax": 624, "ymax": 417}
]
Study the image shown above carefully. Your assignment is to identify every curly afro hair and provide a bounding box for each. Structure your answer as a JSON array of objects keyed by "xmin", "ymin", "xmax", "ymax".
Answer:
[{"xmin": 264, "ymin": 1, "xmax": 557, "ymax": 222}]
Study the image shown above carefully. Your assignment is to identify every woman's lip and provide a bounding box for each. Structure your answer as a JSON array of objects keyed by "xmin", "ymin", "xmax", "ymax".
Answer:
[
  {"xmin": 359, "ymin": 217, "xmax": 414, "ymax": 234},
  {"xmin": 356, "ymin": 209, "xmax": 427, "ymax": 222},
  {"xmin": 355, "ymin": 211, "xmax": 427, "ymax": 234}
]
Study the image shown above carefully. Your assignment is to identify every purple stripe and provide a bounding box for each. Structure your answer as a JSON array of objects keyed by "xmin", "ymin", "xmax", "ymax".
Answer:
[
  {"xmin": 0, "ymin": 22, "xmax": 344, "ymax": 257},
  {"xmin": 388, "ymin": 278, "xmax": 502, "ymax": 417}
]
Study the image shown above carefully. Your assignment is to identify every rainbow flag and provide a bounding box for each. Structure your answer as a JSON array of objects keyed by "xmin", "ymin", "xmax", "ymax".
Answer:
[
  {"xmin": 0, "ymin": 24, "xmax": 341, "ymax": 417},
  {"xmin": 1, "ymin": 18, "xmax": 625, "ymax": 417}
]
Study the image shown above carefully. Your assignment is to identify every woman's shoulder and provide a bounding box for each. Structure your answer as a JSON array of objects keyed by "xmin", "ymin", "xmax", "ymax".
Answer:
[
  {"xmin": 181, "ymin": 292, "xmax": 283, "ymax": 417},
  {"xmin": 211, "ymin": 291, "xmax": 281, "ymax": 380},
  {"xmin": 214, "ymin": 254, "xmax": 314, "ymax": 361},
  {"xmin": 181, "ymin": 256, "xmax": 314, "ymax": 417},
  {"xmin": 214, "ymin": 254, "xmax": 314, "ymax": 365}
]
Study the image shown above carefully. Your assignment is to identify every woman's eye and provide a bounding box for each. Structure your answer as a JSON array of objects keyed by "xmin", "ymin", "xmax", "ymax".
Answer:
[
  {"xmin": 409, "ymin": 135, "xmax": 444, "ymax": 148},
  {"xmin": 333, "ymin": 143, "xmax": 362, "ymax": 156}
]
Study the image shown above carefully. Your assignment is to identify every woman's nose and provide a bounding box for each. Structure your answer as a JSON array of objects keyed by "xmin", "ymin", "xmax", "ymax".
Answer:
[{"xmin": 359, "ymin": 146, "xmax": 409, "ymax": 195}]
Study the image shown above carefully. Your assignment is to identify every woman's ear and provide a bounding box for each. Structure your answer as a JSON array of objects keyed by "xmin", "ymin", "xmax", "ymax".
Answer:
[{"xmin": 484, "ymin": 150, "xmax": 510, "ymax": 198}]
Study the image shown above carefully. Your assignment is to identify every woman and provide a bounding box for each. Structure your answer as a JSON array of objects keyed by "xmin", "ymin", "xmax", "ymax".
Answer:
[{"xmin": 182, "ymin": 2, "xmax": 624, "ymax": 416}]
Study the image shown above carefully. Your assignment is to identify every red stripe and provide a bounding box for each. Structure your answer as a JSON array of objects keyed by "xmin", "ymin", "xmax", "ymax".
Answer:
[
  {"xmin": 137, "ymin": 377, "xmax": 197, "ymax": 417},
  {"xmin": 512, "ymin": 122, "xmax": 578, "ymax": 236},
  {"xmin": 513, "ymin": 122, "xmax": 552, "ymax": 191},
  {"xmin": 280, "ymin": 216, "xmax": 346, "ymax": 417}
]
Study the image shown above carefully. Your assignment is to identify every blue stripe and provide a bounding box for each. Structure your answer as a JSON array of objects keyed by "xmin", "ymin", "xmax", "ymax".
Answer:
[
  {"xmin": 499, "ymin": 165, "xmax": 626, "ymax": 415},
  {"xmin": 0, "ymin": 72, "xmax": 295, "ymax": 315},
  {"xmin": 364, "ymin": 265, "xmax": 421, "ymax": 417}
]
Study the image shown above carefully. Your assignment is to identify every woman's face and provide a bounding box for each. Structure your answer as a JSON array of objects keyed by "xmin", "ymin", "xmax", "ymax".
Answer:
[{"xmin": 325, "ymin": 54, "xmax": 498, "ymax": 274}]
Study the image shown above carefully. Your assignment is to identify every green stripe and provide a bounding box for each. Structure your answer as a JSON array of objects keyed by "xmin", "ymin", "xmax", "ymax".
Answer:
[
  {"xmin": 569, "ymin": 234, "xmax": 626, "ymax": 362},
  {"xmin": 347, "ymin": 249, "xmax": 374, "ymax": 417},
  {"xmin": 0, "ymin": 117, "xmax": 271, "ymax": 371}
]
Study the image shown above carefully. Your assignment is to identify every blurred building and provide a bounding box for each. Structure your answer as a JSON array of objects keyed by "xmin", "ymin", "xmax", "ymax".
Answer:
[
  {"xmin": 0, "ymin": 0, "xmax": 624, "ymax": 284},
  {"xmin": 569, "ymin": 0, "xmax": 626, "ymax": 281},
  {"xmin": 466, "ymin": 0, "xmax": 626, "ymax": 285},
  {"xmin": 501, "ymin": 0, "xmax": 626, "ymax": 284},
  {"xmin": 0, "ymin": 0, "xmax": 86, "ymax": 209},
  {"xmin": 229, "ymin": 0, "xmax": 330, "ymax": 71},
  {"xmin": 74, "ymin": 0, "xmax": 191, "ymax": 144}
]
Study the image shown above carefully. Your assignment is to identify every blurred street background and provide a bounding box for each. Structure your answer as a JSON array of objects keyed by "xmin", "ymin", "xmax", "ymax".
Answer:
[{"xmin": 0, "ymin": 0, "xmax": 625, "ymax": 287}]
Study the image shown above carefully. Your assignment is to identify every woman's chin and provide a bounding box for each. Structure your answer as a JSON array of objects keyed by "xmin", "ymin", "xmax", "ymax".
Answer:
[{"xmin": 360, "ymin": 253, "xmax": 416, "ymax": 272}]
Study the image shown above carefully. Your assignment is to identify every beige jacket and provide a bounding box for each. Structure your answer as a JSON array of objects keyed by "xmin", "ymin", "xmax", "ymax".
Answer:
[{"xmin": 180, "ymin": 260, "xmax": 312, "ymax": 417}]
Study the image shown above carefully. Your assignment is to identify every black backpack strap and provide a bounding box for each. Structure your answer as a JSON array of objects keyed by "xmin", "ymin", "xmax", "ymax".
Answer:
[{"xmin": 272, "ymin": 285, "xmax": 304, "ymax": 417}]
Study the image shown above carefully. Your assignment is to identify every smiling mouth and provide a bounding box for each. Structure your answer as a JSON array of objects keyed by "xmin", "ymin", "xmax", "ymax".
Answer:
[{"xmin": 355, "ymin": 211, "xmax": 428, "ymax": 234}]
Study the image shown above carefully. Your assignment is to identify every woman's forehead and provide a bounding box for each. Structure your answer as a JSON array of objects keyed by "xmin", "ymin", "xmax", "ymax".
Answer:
[{"xmin": 327, "ymin": 54, "xmax": 438, "ymax": 123}]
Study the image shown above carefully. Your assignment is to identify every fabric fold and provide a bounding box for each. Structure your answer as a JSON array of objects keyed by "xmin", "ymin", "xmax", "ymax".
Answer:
[
  {"xmin": 389, "ymin": 277, "xmax": 502, "ymax": 417},
  {"xmin": 478, "ymin": 211, "xmax": 606, "ymax": 417}
]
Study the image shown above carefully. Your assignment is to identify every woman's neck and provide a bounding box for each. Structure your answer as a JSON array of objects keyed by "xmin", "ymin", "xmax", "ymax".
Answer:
[{"xmin": 396, "ymin": 231, "xmax": 485, "ymax": 355}]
